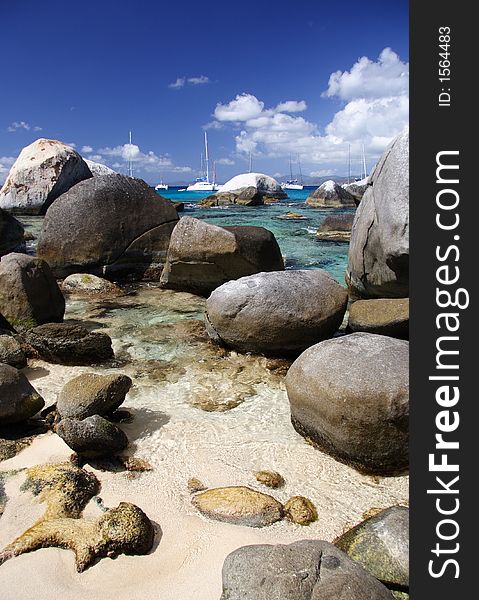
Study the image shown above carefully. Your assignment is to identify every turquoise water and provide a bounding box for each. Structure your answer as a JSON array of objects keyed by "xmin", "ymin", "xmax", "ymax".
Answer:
[{"xmin": 160, "ymin": 186, "xmax": 351, "ymax": 284}]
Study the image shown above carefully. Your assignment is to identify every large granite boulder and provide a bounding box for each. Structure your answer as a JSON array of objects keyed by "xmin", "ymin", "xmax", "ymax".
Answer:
[
  {"xmin": 0, "ymin": 139, "xmax": 92, "ymax": 215},
  {"xmin": 0, "ymin": 209, "xmax": 25, "ymax": 256},
  {"xmin": 306, "ymin": 180, "xmax": 356, "ymax": 208},
  {"xmin": 201, "ymin": 173, "xmax": 287, "ymax": 206},
  {"xmin": 0, "ymin": 253, "xmax": 65, "ymax": 329},
  {"xmin": 335, "ymin": 506, "xmax": 409, "ymax": 593},
  {"xmin": 160, "ymin": 216, "xmax": 284, "ymax": 295},
  {"xmin": 83, "ymin": 159, "xmax": 116, "ymax": 176},
  {"xmin": 55, "ymin": 414, "xmax": 128, "ymax": 457},
  {"xmin": 285, "ymin": 333, "xmax": 409, "ymax": 475},
  {"xmin": 221, "ymin": 540, "xmax": 395, "ymax": 599},
  {"xmin": 24, "ymin": 323, "xmax": 113, "ymax": 365},
  {"xmin": 205, "ymin": 270, "xmax": 348, "ymax": 356},
  {"xmin": 347, "ymin": 130, "xmax": 409, "ymax": 298},
  {"xmin": 348, "ymin": 298, "xmax": 409, "ymax": 339},
  {"xmin": 342, "ymin": 177, "xmax": 369, "ymax": 204},
  {"xmin": 37, "ymin": 174, "xmax": 179, "ymax": 280},
  {"xmin": 0, "ymin": 363, "xmax": 44, "ymax": 425}
]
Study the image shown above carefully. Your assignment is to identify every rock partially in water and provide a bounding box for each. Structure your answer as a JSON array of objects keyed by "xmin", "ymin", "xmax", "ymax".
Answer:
[
  {"xmin": 342, "ymin": 178, "xmax": 369, "ymax": 204},
  {"xmin": 286, "ymin": 333, "xmax": 409, "ymax": 475},
  {"xmin": 316, "ymin": 212, "xmax": 355, "ymax": 242},
  {"xmin": 221, "ymin": 540, "xmax": 395, "ymax": 599},
  {"xmin": 62, "ymin": 273, "xmax": 123, "ymax": 298},
  {"xmin": 0, "ymin": 334, "xmax": 27, "ymax": 368},
  {"xmin": 348, "ymin": 298, "xmax": 409, "ymax": 339},
  {"xmin": 55, "ymin": 415, "xmax": 129, "ymax": 457},
  {"xmin": 255, "ymin": 470, "xmax": 285, "ymax": 489},
  {"xmin": 192, "ymin": 486, "xmax": 284, "ymax": 527},
  {"xmin": 306, "ymin": 180, "xmax": 356, "ymax": 208},
  {"xmin": 347, "ymin": 130, "xmax": 409, "ymax": 299},
  {"xmin": 0, "ymin": 208, "xmax": 25, "ymax": 256},
  {"xmin": 205, "ymin": 270, "xmax": 348, "ymax": 356},
  {"xmin": 0, "ymin": 138, "xmax": 93, "ymax": 215},
  {"xmin": 0, "ymin": 363, "xmax": 44, "ymax": 425},
  {"xmin": 201, "ymin": 173, "xmax": 287, "ymax": 207},
  {"xmin": 0, "ymin": 253, "xmax": 65, "ymax": 329},
  {"xmin": 24, "ymin": 322, "xmax": 114, "ymax": 365},
  {"xmin": 37, "ymin": 174, "xmax": 179, "ymax": 280},
  {"xmin": 160, "ymin": 216, "xmax": 284, "ymax": 296},
  {"xmin": 57, "ymin": 373, "xmax": 132, "ymax": 420},
  {"xmin": 284, "ymin": 495, "xmax": 318, "ymax": 525},
  {"xmin": 335, "ymin": 506, "xmax": 409, "ymax": 592}
]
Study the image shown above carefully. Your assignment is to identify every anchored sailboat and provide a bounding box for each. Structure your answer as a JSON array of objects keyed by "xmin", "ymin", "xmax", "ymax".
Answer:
[
  {"xmin": 186, "ymin": 132, "xmax": 220, "ymax": 192},
  {"xmin": 281, "ymin": 155, "xmax": 304, "ymax": 190}
]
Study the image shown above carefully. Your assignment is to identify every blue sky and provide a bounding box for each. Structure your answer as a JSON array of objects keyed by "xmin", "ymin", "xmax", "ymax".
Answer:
[{"xmin": 0, "ymin": 0, "xmax": 408, "ymax": 184}]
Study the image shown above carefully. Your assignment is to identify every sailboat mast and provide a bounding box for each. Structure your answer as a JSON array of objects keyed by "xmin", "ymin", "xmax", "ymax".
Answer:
[
  {"xmin": 204, "ymin": 131, "xmax": 210, "ymax": 183},
  {"xmin": 297, "ymin": 154, "xmax": 303, "ymax": 184},
  {"xmin": 348, "ymin": 144, "xmax": 351, "ymax": 184},
  {"xmin": 362, "ymin": 143, "xmax": 367, "ymax": 179},
  {"xmin": 249, "ymin": 152, "xmax": 252, "ymax": 173},
  {"xmin": 289, "ymin": 155, "xmax": 293, "ymax": 180}
]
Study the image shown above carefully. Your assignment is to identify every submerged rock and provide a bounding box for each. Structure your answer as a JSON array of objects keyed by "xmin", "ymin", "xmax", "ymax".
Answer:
[
  {"xmin": 0, "ymin": 253, "xmax": 65, "ymax": 329},
  {"xmin": 347, "ymin": 130, "xmax": 409, "ymax": 299},
  {"xmin": 37, "ymin": 174, "xmax": 179, "ymax": 280},
  {"xmin": 192, "ymin": 486, "xmax": 284, "ymax": 527},
  {"xmin": 62, "ymin": 273, "xmax": 123, "ymax": 297},
  {"xmin": 335, "ymin": 506, "xmax": 409, "ymax": 592},
  {"xmin": 286, "ymin": 333, "xmax": 409, "ymax": 475},
  {"xmin": 24, "ymin": 323, "xmax": 113, "ymax": 365},
  {"xmin": 255, "ymin": 470, "xmax": 285, "ymax": 489},
  {"xmin": 284, "ymin": 495, "xmax": 318, "ymax": 525},
  {"xmin": 306, "ymin": 180, "xmax": 356, "ymax": 208},
  {"xmin": 205, "ymin": 270, "xmax": 348, "ymax": 356},
  {"xmin": 55, "ymin": 415, "xmax": 129, "ymax": 457},
  {"xmin": 160, "ymin": 216, "xmax": 284, "ymax": 296},
  {"xmin": 0, "ymin": 363, "xmax": 44, "ymax": 425},
  {"xmin": 221, "ymin": 540, "xmax": 395, "ymax": 599},
  {"xmin": 57, "ymin": 373, "xmax": 132, "ymax": 420},
  {"xmin": 348, "ymin": 298, "xmax": 409, "ymax": 339},
  {"xmin": 0, "ymin": 334, "xmax": 27, "ymax": 368},
  {"xmin": 316, "ymin": 212, "xmax": 355, "ymax": 241},
  {"xmin": 0, "ymin": 139, "xmax": 92, "ymax": 215},
  {"xmin": 0, "ymin": 209, "xmax": 25, "ymax": 255}
]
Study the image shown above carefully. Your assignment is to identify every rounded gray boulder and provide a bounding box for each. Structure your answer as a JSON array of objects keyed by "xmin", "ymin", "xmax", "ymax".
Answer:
[
  {"xmin": 0, "ymin": 209, "xmax": 25, "ymax": 256},
  {"xmin": 0, "ymin": 363, "xmax": 44, "ymax": 425},
  {"xmin": 285, "ymin": 332, "xmax": 409, "ymax": 475},
  {"xmin": 0, "ymin": 335, "xmax": 27, "ymax": 369},
  {"xmin": 55, "ymin": 414, "xmax": 128, "ymax": 457},
  {"xmin": 306, "ymin": 180, "xmax": 357, "ymax": 208},
  {"xmin": 347, "ymin": 130, "xmax": 409, "ymax": 298},
  {"xmin": 37, "ymin": 174, "xmax": 179, "ymax": 280},
  {"xmin": 205, "ymin": 270, "xmax": 348, "ymax": 356}
]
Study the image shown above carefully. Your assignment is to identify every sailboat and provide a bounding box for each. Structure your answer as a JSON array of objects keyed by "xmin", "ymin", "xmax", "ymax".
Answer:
[
  {"xmin": 281, "ymin": 155, "xmax": 304, "ymax": 190},
  {"xmin": 186, "ymin": 132, "xmax": 220, "ymax": 192},
  {"xmin": 155, "ymin": 175, "xmax": 168, "ymax": 191}
]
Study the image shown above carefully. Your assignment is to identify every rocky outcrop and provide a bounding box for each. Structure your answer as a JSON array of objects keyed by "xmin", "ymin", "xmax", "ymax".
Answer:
[
  {"xmin": 342, "ymin": 177, "xmax": 369, "ymax": 204},
  {"xmin": 55, "ymin": 415, "xmax": 129, "ymax": 457},
  {"xmin": 335, "ymin": 506, "xmax": 409, "ymax": 594},
  {"xmin": 0, "ymin": 139, "xmax": 92, "ymax": 215},
  {"xmin": 0, "ymin": 335, "xmax": 27, "ymax": 369},
  {"xmin": 160, "ymin": 216, "xmax": 284, "ymax": 295},
  {"xmin": 348, "ymin": 298, "xmax": 409, "ymax": 339},
  {"xmin": 0, "ymin": 253, "xmax": 65, "ymax": 329},
  {"xmin": 192, "ymin": 486, "xmax": 284, "ymax": 527},
  {"xmin": 285, "ymin": 333, "xmax": 409, "ymax": 475},
  {"xmin": 37, "ymin": 174, "xmax": 179, "ymax": 280},
  {"xmin": 0, "ymin": 363, "xmax": 44, "ymax": 424},
  {"xmin": 205, "ymin": 270, "xmax": 348, "ymax": 356},
  {"xmin": 56, "ymin": 373, "xmax": 132, "ymax": 420},
  {"xmin": 220, "ymin": 540, "xmax": 395, "ymax": 599},
  {"xmin": 0, "ymin": 209, "xmax": 25, "ymax": 256},
  {"xmin": 83, "ymin": 159, "xmax": 116, "ymax": 176},
  {"xmin": 316, "ymin": 212, "xmax": 355, "ymax": 241},
  {"xmin": 306, "ymin": 180, "xmax": 356, "ymax": 208},
  {"xmin": 61, "ymin": 273, "xmax": 123, "ymax": 298},
  {"xmin": 347, "ymin": 130, "xmax": 409, "ymax": 298},
  {"xmin": 24, "ymin": 323, "xmax": 113, "ymax": 365},
  {"xmin": 201, "ymin": 173, "xmax": 287, "ymax": 206}
]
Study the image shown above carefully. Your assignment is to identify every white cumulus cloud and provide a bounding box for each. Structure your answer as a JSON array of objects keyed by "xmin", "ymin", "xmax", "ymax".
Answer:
[
  {"xmin": 81, "ymin": 145, "xmax": 93, "ymax": 153},
  {"xmin": 7, "ymin": 121, "xmax": 42, "ymax": 132},
  {"xmin": 214, "ymin": 94, "xmax": 265, "ymax": 122}
]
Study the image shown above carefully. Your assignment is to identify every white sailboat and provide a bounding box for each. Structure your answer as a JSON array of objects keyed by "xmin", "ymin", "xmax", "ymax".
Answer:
[
  {"xmin": 155, "ymin": 175, "xmax": 168, "ymax": 191},
  {"xmin": 281, "ymin": 155, "xmax": 304, "ymax": 190},
  {"xmin": 186, "ymin": 132, "xmax": 220, "ymax": 192}
]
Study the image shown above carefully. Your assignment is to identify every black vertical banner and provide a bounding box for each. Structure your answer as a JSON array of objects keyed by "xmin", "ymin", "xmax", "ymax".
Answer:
[{"xmin": 410, "ymin": 2, "xmax": 474, "ymax": 598}]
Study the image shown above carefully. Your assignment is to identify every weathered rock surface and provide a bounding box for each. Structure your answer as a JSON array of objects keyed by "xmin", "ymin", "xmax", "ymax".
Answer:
[
  {"xmin": 316, "ymin": 212, "xmax": 355, "ymax": 241},
  {"xmin": 342, "ymin": 177, "xmax": 369, "ymax": 204},
  {"xmin": 0, "ymin": 313, "xmax": 15, "ymax": 334},
  {"xmin": 284, "ymin": 496, "xmax": 318, "ymax": 525},
  {"xmin": 56, "ymin": 373, "xmax": 132, "ymax": 420},
  {"xmin": 0, "ymin": 363, "xmax": 44, "ymax": 424},
  {"xmin": 37, "ymin": 174, "xmax": 179, "ymax": 280},
  {"xmin": 306, "ymin": 180, "xmax": 356, "ymax": 208},
  {"xmin": 0, "ymin": 253, "xmax": 65, "ymax": 329},
  {"xmin": 62, "ymin": 273, "xmax": 123, "ymax": 297},
  {"xmin": 254, "ymin": 470, "xmax": 285, "ymax": 489},
  {"xmin": 160, "ymin": 216, "xmax": 284, "ymax": 295},
  {"xmin": 192, "ymin": 486, "xmax": 284, "ymax": 527},
  {"xmin": 201, "ymin": 173, "xmax": 287, "ymax": 206},
  {"xmin": 0, "ymin": 139, "xmax": 92, "ymax": 215},
  {"xmin": 348, "ymin": 298, "xmax": 409, "ymax": 339},
  {"xmin": 335, "ymin": 506, "xmax": 409, "ymax": 592},
  {"xmin": 221, "ymin": 540, "xmax": 395, "ymax": 599},
  {"xmin": 0, "ymin": 209, "xmax": 25, "ymax": 255},
  {"xmin": 285, "ymin": 333, "xmax": 409, "ymax": 475},
  {"xmin": 24, "ymin": 323, "xmax": 113, "ymax": 365},
  {"xmin": 347, "ymin": 130, "xmax": 409, "ymax": 298},
  {"xmin": 55, "ymin": 415, "xmax": 128, "ymax": 457},
  {"xmin": 83, "ymin": 159, "xmax": 116, "ymax": 176},
  {"xmin": 0, "ymin": 335, "xmax": 27, "ymax": 368},
  {"xmin": 205, "ymin": 270, "xmax": 348, "ymax": 355}
]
